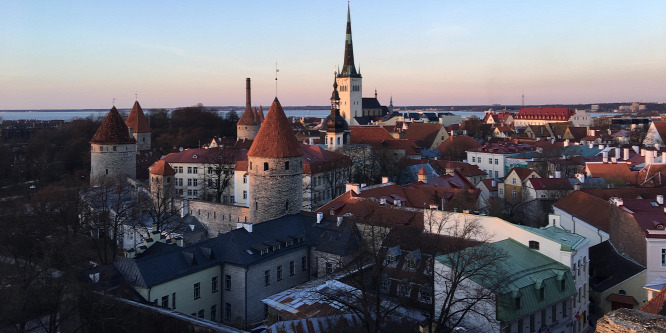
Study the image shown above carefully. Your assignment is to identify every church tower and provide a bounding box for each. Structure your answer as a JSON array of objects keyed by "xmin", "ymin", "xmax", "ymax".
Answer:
[
  {"xmin": 321, "ymin": 75, "xmax": 350, "ymax": 150},
  {"xmin": 247, "ymin": 97, "xmax": 303, "ymax": 224},
  {"xmin": 237, "ymin": 78, "xmax": 260, "ymax": 141},
  {"xmin": 90, "ymin": 106, "xmax": 137, "ymax": 185},
  {"xmin": 336, "ymin": 4, "xmax": 362, "ymax": 126},
  {"xmin": 125, "ymin": 100, "xmax": 152, "ymax": 152}
]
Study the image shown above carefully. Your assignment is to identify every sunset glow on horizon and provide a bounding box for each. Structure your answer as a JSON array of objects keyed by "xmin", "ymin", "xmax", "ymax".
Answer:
[{"xmin": 1, "ymin": 1, "xmax": 665, "ymax": 110}]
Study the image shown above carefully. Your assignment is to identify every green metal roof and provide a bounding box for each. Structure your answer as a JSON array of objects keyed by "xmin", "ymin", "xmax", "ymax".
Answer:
[
  {"xmin": 516, "ymin": 225, "xmax": 589, "ymax": 252},
  {"xmin": 436, "ymin": 238, "xmax": 576, "ymax": 323}
]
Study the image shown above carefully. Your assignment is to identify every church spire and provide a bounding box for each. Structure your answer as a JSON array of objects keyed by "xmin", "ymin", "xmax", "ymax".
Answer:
[{"xmin": 341, "ymin": 3, "xmax": 359, "ymax": 77}]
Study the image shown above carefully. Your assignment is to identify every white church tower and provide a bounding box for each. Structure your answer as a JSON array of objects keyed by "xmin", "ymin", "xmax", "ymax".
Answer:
[{"xmin": 336, "ymin": 4, "xmax": 362, "ymax": 126}]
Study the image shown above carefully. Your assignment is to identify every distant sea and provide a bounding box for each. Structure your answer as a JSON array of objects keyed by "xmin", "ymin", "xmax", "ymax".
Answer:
[{"xmin": 0, "ymin": 108, "xmax": 616, "ymax": 122}]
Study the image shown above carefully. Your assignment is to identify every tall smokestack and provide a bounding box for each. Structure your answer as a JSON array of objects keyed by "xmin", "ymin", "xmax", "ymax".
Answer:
[{"xmin": 245, "ymin": 78, "xmax": 251, "ymax": 109}]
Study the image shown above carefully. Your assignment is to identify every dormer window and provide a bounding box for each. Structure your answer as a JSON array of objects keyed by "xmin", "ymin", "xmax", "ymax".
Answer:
[
  {"xmin": 529, "ymin": 241, "xmax": 540, "ymax": 250},
  {"xmin": 260, "ymin": 248, "xmax": 268, "ymax": 255},
  {"xmin": 272, "ymin": 245, "xmax": 280, "ymax": 251},
  {"xmin": 264, "ymin": 162, "xmax": 269, "ymax": 171},
  {"xmin": 192, "ymin": 155, "xmax": 197, "ymax": 159},
  {"xmin": 385, "ymin": 254, "xmax": 395, "ymax": 265},
  {"xmin": 658, "ymin": 225, "xmax": 664, "ymax": 230}
]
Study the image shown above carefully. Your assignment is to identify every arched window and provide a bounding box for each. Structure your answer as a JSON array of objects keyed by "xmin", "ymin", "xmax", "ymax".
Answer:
[
  {"xmin": 264, "ymin": 162, "xmax": 269, "ymax": 171},
  {"xmin": 255, "ymin": 202, "xmax": 258, "ymax": 210},
  {"xmin": 337, "ymin": 137, "xmax": 340, "ymax": 145},
  {"xmin": 285, "ymin": 161, "xmax": 289, "ymax": 170},
  {"xmin": 285, "ymin": 200, "xmax": 289, "ymax": 211}
]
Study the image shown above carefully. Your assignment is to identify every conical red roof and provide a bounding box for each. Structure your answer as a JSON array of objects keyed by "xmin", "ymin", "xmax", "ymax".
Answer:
[
  {"xmin": 90, "ymin": 107, "xmax": 136, "ymax": 144},
  {"xmin": 125, "ymin": 101, "xmax": 151, "ymax": 133},
  {"xmin": 238, "ymin": 105, "xmax": 258, "ymax": 126},
  {"xmin": 257, "ymin": 105, "xmax": 265, "ymax": 123},
  {"xmin": 248, "ymin": 98, "xmax": 303, "ymax": 158},
  {"xmin": 150, "ymin": 160, "xmax": 176, "ymax": 176}
]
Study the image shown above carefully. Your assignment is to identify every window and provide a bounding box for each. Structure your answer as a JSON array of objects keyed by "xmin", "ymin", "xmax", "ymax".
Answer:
[
  {"xmin": 285, "ymin": 161, "xmax": 289, "ymax": 170},
  {"xmin": 208, "ymin": 167, "xmax": 213, "ymax": 174},
  {"xmin": 177, "ymin": 178, "xmax": 183, "ymax": 186},
  {"xmin": 529, "ymin": 241, "xmax": 540, "ymax": 250},
  {"xmin": 172, "ymin": 292, "xmax": 176, "ymax": 308},
  {"xmin": 472, "ymin": 157, "xmax": 476, "ymax": 163},
  {"xmin": 512, "ymin": 189, "xmax": 516, "ymax": 198},
  {"xmin": 489, "ymin": 158, "xmax": 492, "ymax": 164},
  {"xmin": 178, "ymin": 166, "xmax": 183, "ymax": 173},
  {"xmin": 530, "ymin": 314, "xmax": 535, "ymax": 331},
  {"xmin": 562, "ymin": 301, "xmax": 567, "ymax": 317},
  {"xmin": 225, "ymin": 303, "xmax": 231, "ymax": 320},
  {"xmin": 265, "ymin": 270, "xmax": 270, "ymax": 286},
  {"xmin": 552, "ymin": 305, "xmax": 557, "ymax": 323},
  {"xmin": 161, "ymin": 295, "xmax": 169, "ymax": 308},
  {"xmin": 302, "ymin": 256, "xmax": 307, "ymax": 271},
  {"xmin": 541, "ymin": 310, "xmax": 546, "ymax": 326},
  {"xmin": 277, "ymin": 265, "xmax": 283, "ymax": 281},
  {"xmin": 188, "ymin": 167, "xmax": 192, "ymax": 174},
  {"xmin": 290, "ymin": 261, "xmax": 295, "ymax": 276},
  {"xmin": 212, "ymin": 276, "xmax": 218, "ymax": 293},
  {"xmin": 187, "ymin": 178, "xmax": 193, "ymax": 186},
  {"xmin": 380, "ymin": 277, "xmax": 389, "ymax": 293},
  {"xmin": 264, "ymin": 162, "xmax": 269, "ymax": 171},
  {"xmin": 420, "ymin": 286, "xmax": 432, "ymax": 303},
  {"xmin": 386, "ymin": 254, "xmax": 395, "ymax": 265},
  {"xmin": 198, "ymin": 310, "xmax": 204, "ymax": 318},
  {"xmin": 495, "ymin": 158, "xmax": 499, "ymax": 165},
  {"xmin": 193, "ymin": 167, "xmax": 198, "ymax": 174},
  {"xmin": 512, "ymin": 177, "xmax": 516, "ymax": 185},
  {"xmin": 326, "ymin": 262, "xmax": 333, "ymax": 274},
  {"xmin": 243, "ymin": 191, "xmax": 247, "ymax": 199},
  {"xmin": 515, "ymin": 296, "xmax": 521, "ymax": 310},
  {"xmin": 406, "ymin": 258, "xmax": 417, "ymax": 270},
  {"xmin": 495, "ymin": 170, "xmax": 498, "ymax": 177},
  {"xmin": 518, "ymin": 319, "xmax": 523, "ymax": 333},
  {"xmin": 285, "ymin": 200, "xmax": 289, "ymax": 211},
  {"xmin": 539, "ymin": 286, "xmax": 545, "ymax": 301},
  {"xmin": 660, "ymin": 248, "xmax": 665, "ymax": 266},
  {"xmin": 243, "ymin": 175, "xmax": 247, "ymax": 183},
  {"xmin": 113, "ymin": 146, "xmax": 117, "ymax": 151},
  {"xmin": 193, "ymin": 283, "xmax": 200, "ymax": 299},
  {"xmin": 398, "ymin": 281, "xmax": 410, "ymax": 297},
  {"xmin": 193, "ymin": 178, "xmax": 198, "ymax": 187},
  {"xmin": 211, "ymin": 305, "xmax": 216, "ymax": 321},
  {"xmin": 499, "ymin": 188, "xmax": 504, "ymax": 195}
]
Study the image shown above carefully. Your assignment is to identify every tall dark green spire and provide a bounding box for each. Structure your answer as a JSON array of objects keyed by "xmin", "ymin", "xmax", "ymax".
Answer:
[{"xmin": 341, "ymin": 4, "xmax": 360, "ymax": 78}]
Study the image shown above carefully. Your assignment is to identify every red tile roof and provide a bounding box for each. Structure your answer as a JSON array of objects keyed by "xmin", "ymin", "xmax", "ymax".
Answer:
[
  {"xmin": 435, "ymin": 161, "xmax": 486, "ymax": 177},
  {"xmin": 237, "ymin": 105, "xmax": 258, "ymax": 126},
  {"xmin": 641, "ymin": 287, "xmax": 666, "ymax": 314},
  {"xmin": 509, "ymin": 167, "xmax": 539, "ymax": 180},
  {"xmin": 480, "ymin": 178, "xmax": 498, "ymax": 190},
  {"xmin": 619, "ymin": 198, "xmax": 666, "ymax": 238},
  {"xmin": 149, "ymin": 160, "xmax": 176, "ymax": 176},
  {"xmin": 90, "ymin": 107, "xmax": 136, "ymax": 145},
  {"xmin": 248, "ymin": 98, "xmax": 303, "ymax": 158},
  {"xmin": 316, "ymin": 193, "xmax": 424, "ymax": 228},
  {"xmin": 585, "ymin": 162, "xmax": 633, "ymax": 181},
  {"xmin": 654, "ymin": 122, "xmax": 666, "ymax": 142},
  {"xmin": 527, "ymin": 177, "xmax": 573, "ymax": 191},
  {"xmin": 125, "ymin": 101, "xmax": 151, "ymax": 133},
  {"xmin": 403, "ymin": 122, "xmax": 442, "ymax": 148},
  {"xmin": 637, "ymin": 164, "xmax": 666, "ymax": 187},
  {"xmin": 436, "ymin": 136, "xmax": 481, "ymax": 156},
  {"xmin": 553, "ymin": 191, "xmax": 611, "ymax": 232},
  {"xmin": 301, "ymin": 144, "xmax": 351, "ymax": 174},
  {"xmin": 349, "ymin": 126, "xmax": 395, "ymax": 143},
  {"xmin": 514, "ymin": 107, "xmax": 575, "ymax": 120},
  {"xmin": 162, "ymin": 147, "xmax": 245, "ymax": 164},
  {"xmin": 256, "ymin": 105, "xmax": 264, "ymax": 123}
]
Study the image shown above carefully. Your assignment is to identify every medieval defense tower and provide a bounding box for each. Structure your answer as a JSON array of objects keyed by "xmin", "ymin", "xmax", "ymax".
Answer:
[
  {"xmin": 336, "ymin": 4, "xmax": 362, "ymax": 126},
  {"xmin": 125, "ymin": 100, "xmax": 152, "ymax": 152},
  {"xmin": 247, "ymin": 97, "xmax": 303, "ymax": 224},
  {"xmin": 90, "ymin": 106, "xmax": 137, "ymax": 185},
  {"xmin": 237, "ymin": 78, "xmax": 261, "ymax": 141}
]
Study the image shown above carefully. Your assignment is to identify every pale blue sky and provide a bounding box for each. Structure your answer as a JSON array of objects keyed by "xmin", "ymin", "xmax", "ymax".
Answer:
[{"xmin": 1, "ymin": 1, "xmax": 665, "ymax": 109}]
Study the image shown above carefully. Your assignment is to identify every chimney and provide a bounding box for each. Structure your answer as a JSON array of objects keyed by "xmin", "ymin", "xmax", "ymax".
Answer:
[
  {"xmin": 336, "ymin": 216, "xmax": 343, "ymax": 227},
  {"xmin": 316, "ymin": 212, "xmax": 323, "ymax": 224},
  {"xmin": 380, "ymin": 197, "xmax": 387, "ymax": 205},
  {"xmin": 615, "ymin": 147, "xmax": 621, "ymax": 159},
  {"xmin": 611, "ymin": 197, "xmax": 623, "ymax": 206},
  {"xmin": 576, "ymin": 173, "xmax": 585, "ymax": 183},
  {"xmin": 245, "ymin": 78, "xmax": 251, "ymax": 109},
  {"xmin": 244, "ymin": 222, "xmax": 253, "ymax": 233},
  {"xmin": 590, "ymin": 129, "xmax": 595, "ymax": 136},
  {"xmin": 309, "ymin": 138, "xmax": 314, "ymax": 145},
  {"xmin": 463, "ymin": 209, "xmax": 471, "ymax": 214},
  {"xmin": 555, "ymin": 171, "xmax": 562, "ymax": 178},
  {"xmin": 574, "ymin": 183, "xmax": 581, "ymax": 191},
  {"xmin": 633, "ymin": 145, "xmax": 640, "ymax": 153},
  {"xmin": 603, "ymin": 151, "xmax": 608, "ymax": 163},
  {"xmin": 657, "ymin": 143, "xmax": 661, "ymax": 151},
  {"xmin": 564, "ymin": 139, "xmax": 569, "ymax": 147},
  {"xmin": 624, "ymin": 148, "xmax": 630, "ymax": 160},
  {"xmin": 361, "ymin": 183, "xmax": 367, "ymax": 188},
  {"xmin": 588, "ymin": 143, "xmax": 594, "ymax": 149},
  {"xmin": 393, "ymin": 199, "xmax": 401, "ymax": 206},
  {"xmin": 346, "ymin": 183, "xmax": 360, "ymax": 194},
  {"xmin": 237, "ymin": 222, "xmax": 243, "ymax": 229},
  {"xmin": 657, "ymin": 195, "xmax": 664, "ymax": 205},
  {"xmin": 175, "ymin": 237, "xmax": 183, "ymax": 247},
  {"xmin": 662, "ymin": 152, "xmax": 666, "ymax": 164},
  {"xmin": 598, "ymin": 144, "xmax": 604, "ymax": 149},
  {"xmin": 429, "ymin": 204, "xmax": 438, "ymax": 209},
  {"xmin": 647, "ymin": 150, "xmax": 654, "ymax": 165},
  {"xmin": 382, "ymin": 176, "xmax": 389, "ymax": 184},
  {"xmin": 611, "ymin": 157, "xmax": 617, "ymax": 163}
]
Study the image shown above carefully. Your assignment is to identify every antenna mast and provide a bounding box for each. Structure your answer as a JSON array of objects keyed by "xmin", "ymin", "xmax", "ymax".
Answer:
[{"xmin": 275, "ymin": 62, "xmax": 279, "ymax": 97}]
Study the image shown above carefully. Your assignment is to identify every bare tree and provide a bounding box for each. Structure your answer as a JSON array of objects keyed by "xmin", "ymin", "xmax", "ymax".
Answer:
[
  {"xmin": 424, "ymin": 210, "xmax": 508, "ymax": 333},
  {"xmin": 200, "ymin": 148, "xmax": 236, "ymax": 203}
]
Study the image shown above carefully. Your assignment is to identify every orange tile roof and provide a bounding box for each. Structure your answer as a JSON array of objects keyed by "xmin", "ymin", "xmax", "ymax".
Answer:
[
  {"xmin": 553, "ymin": 191, "xmax": 611, "ymax": 232},
  {"xmin": 585, "ymin": 162, "xmax": 634, "ymax": 181},
  {"xmin": 247, "ymin": 98, "xmax": 303, "ymax": 158},
  {"xmin": 90, "ymin": 107, "xmax": 136, "ymax": 145},
  {"xmin": 237, "ymin": 105, "xmax": 258, "ymax": 126},
  {"xmin": 125, "ymin": 100, "xmax": 151, "ymax": 133},
  {"xmin": 641, "ymin": 287, "xmax": 666, "ymax": 314},
  {"xmin": 349, "ymin": 126, "xmax": 395, "ymax": 143},
  {"xmin": 149, "ymin": 160, "xmax": 176, "ymax": 176}
]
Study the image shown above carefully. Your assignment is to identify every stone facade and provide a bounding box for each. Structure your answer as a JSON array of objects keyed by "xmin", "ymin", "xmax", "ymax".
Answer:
[
  {"xmin": 189, "ymin": 200, "xmax": 249, "ymax": 235},
  {"xmin": 134, "ymin": 131, "xmax": 151, "ymax": 152},
  {"xmin": 236, "ymin": 125, "xmax": 259, "ymax": 141},
  {"xmin": 248, "ymin": 156, "xmax": 303, "ymax": 224},
  {"xmin": 610, "ymin": 205, "xmax": 647, "ymax": 266},
  {"xmin": 90, "ymin": 143, "xmax": 136, "ymax": 185}
]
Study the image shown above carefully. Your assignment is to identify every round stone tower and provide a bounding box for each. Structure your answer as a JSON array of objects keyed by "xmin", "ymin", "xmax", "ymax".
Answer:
[
  {"xmin": 125, "ymin": 100, "xmax": 152, "ymax": 152},
  {"xmin": 90, "ymin": 106, "xmax": 137, "ymax": 185},
  {"xmin": 237, "ymin": 78, "xmax": 260, "ymax": 141},
  {"xmin": 247, "ymin": 97, "xmax": 303, "ymax": 224},
  {"xmin": 149, "ymin": 159, "xmax": 176, "ymax": 207}
]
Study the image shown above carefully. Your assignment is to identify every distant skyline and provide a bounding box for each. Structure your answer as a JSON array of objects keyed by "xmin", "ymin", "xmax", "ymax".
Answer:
[{"xmin": 1, "ymin": 1, "xmax": 665, "ymax": 110}]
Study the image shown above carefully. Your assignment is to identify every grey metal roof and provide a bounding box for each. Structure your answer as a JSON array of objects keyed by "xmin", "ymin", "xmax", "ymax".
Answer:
[{"xmin": 114, "ymin": 214, "xmax": 361, "ymax": 288}]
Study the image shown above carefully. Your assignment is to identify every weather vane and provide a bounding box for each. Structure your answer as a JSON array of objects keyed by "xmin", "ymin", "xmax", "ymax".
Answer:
[
  {"xmin": 112, "ymin": 98, "xmax": 116, "ymax": 107},
  {"xmin": 135, "ymin": 91, "xmax": 138, "ymax": 101},
  {"xmin": 275, "ymin": 62, "xmax": 279, "ymax": 97}
]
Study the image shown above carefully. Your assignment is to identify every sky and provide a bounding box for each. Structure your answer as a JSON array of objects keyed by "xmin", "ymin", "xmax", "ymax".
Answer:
[{"xmin": 1, "ymin": 0, "xmax": 666, "ymax": 110}]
